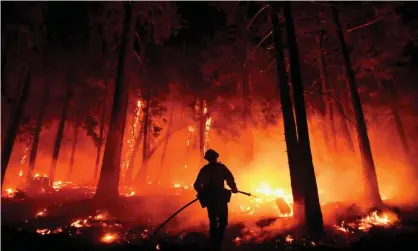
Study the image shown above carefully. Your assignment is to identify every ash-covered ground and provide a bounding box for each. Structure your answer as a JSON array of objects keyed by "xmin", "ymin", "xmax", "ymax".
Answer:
[{"xmin": 2, "ymin": 188, "xmax": 418, "ymax": 251}]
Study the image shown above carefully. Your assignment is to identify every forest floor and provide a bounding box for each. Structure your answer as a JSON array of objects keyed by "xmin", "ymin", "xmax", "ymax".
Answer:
[{"xmin": 2, "ymin": 189, "xmax": 418, "ymax": 251}]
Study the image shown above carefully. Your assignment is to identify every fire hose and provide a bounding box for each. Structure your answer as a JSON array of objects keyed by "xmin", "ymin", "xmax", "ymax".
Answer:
[{"xmin": 149, "ymin": 190, "xmax": 254, "ymax": 238}]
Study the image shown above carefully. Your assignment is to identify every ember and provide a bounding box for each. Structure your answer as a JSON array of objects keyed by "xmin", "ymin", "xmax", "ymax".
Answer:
[
  {"xmin": 35, "ymin": 209, "xmax": 47, "ymax": 217},
  {"xmin": 71, "ymin": 219, "xmax": 91, "ymax": 228},
  {"xmin": 100, "ymin": 233, "xmax": 118, "ymax": 243}
]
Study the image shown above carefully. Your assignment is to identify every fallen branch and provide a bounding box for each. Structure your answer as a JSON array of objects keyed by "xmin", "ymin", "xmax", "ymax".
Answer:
[
  {"xmin": 345, "ymin": 16, "xmax": 383, "ymax": 33},
  {"xmin": 247, "ymin": 4, "xmax": 270, "ymax": 30}
]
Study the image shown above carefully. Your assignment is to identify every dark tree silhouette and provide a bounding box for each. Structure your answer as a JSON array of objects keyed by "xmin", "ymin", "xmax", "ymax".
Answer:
[
  {"xmin": 48, "ymin": 73, "xmax": 74, "ymax": 183},
  {"xmin": 1, "ymin": 71, "xmax": 31, "ymax": 187},
  {"xmin": 95, "ymin": 2, "xmax": 136, "ymax": 201},
  {"xmin": 331, "ymin": 5, "xmax": 382, "ymax": 206},
  {"xmin": 270, "ymin": 3, "xmax": 304, "ymax": 220},
  {"xmin": 283, "ymin": 2, "xmax": 324, "ymax": 234},
  {"xmin": 27, "ymin": 80, "xmax": 52, "ymax": 184}
]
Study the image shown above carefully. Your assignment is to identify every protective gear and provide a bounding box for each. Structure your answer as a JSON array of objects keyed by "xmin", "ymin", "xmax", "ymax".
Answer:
[
  {"xmin": 194, "ymin": 160, "xmax": 238, "ymax": 251},
  {"xmin": 204, "ymin": 149, "xmax": 220, "ymax": 161}
]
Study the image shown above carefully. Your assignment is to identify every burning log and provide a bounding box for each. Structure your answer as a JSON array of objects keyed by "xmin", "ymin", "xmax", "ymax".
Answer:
[
  {"xmin": 27, "ymin": 176, "xmax": 53, "ymax": 195},
  {"xmin": 276, "ymin": 197, "xmax": 292, "ymax": 216}
]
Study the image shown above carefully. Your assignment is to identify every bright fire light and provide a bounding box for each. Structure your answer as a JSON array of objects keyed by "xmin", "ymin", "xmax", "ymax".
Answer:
[{"xmin": 101, "ymin": 233, "xmax": 118, "ymax": 243}]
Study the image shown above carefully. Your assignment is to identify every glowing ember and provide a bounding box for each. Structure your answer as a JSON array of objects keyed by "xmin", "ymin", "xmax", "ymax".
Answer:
[
  {"xmin": 36, "ymin": 209, "xmax": 47, "ymax": 217},
  {"xmin": 285, "ymin": 234, "xmax": 294, "ymax": 244},
  {"xmin": 141, "ymin": 229, "xmax": 149, "ymax": 239},
  {"xmin": 101, "ymin": 233, "xmax": 118, "ymax": 243},
  {"xmin": 125, "ymin": 191, "xmax": 135, "ymax": 197},
  {"xmin": 71, "ymin": 219, "xmax": 91, "ymax": 228},
  {"xmin": 36, "ymin": 228, "xmax": 51, "ymax": 235},
  {"xmin": 233, "ymin": 236, "xmax": 242, "ymax": 246}
]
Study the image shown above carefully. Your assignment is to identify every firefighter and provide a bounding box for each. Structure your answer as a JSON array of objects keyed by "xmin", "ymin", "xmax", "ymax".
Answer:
[{"xmin": 193, "ymin": 149, "xmax": 238, "ymax": 251}]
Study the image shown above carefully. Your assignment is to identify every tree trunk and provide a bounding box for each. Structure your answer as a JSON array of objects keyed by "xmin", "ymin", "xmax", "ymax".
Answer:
[
  {"xmin": 95, "ymin": 3, "xmax": 135, "ymax": 201},
  {"xmin": 67, "ymin": 121, "xmax": 80, "ymax": 180},
  {"xmin": 125, "ymin": 126, "xmax": 144, "ymax": 185},
  {"xmin": 199, "ymin": 98, "xmax": 206, "ymax": 161},
  {"xmin": 335, "ymin": 80, "xmax": 355, "ymax": 152},
  {"xmin": 316, "ymin": 31, "xmax": 337, "ymax": 151},
  {"xmin": 48, "ymin": 75, "xmax": 74, "ymax": 183},
  {"xmin": 158, "ymin": 103, "xmax": 174, "ymax": 175},
  {"xmin": 27, "ymin": 80, "xmax": 51, "ymax": 185},
  {"xmin": 283, "ymin": 2, "xmax": 324, "ymax": 234},
  {"xmin": 1, "ymin": 71, "xmax": 31, "ymax": 187},
  {"xmin": 270, "ymin": 4, "xmax": 304, "ymax": 219},
  {"xmin": 242, "ymin": 69, "xmax": 254, "ymax": 163},
  {"xmin": 94, "ymin": 80, "xmax": 110, "ymax": 182},
  {"xmin": 331, "ymin": 6, "xmax": 382, "ymax": 206},
  {"xmin": 387, "ymin": 82, "xmax": 414, "ymax": 168},
  {"xmin": 136, "ymin": 99, "xmax": 151, "ymax": 185}
]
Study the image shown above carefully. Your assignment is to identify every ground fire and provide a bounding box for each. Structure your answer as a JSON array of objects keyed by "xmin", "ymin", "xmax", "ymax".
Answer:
[{"xmin": 2, "ymin": 1, "xmax": 418, "ymax": 251}]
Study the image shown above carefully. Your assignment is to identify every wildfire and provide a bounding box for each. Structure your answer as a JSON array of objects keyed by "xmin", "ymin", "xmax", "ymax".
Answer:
[
  {"xmin": 122, "ymin": 99, "xmax": 143, "ymax": 181},
  {"xmin": 100, "ymin": 233, "xmax": 118, "ymax": 243},
  {"xmin": 334, "ymin": 210, "xmax": 397, "ymax": 234}
]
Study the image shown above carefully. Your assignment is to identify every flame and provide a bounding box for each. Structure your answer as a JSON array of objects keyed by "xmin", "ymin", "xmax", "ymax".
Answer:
[
  {"xmin": 3, "ymin": 188, "xmax": 17, "ymax": 198},
  {"xmin": 186, "ymin": 126, "xmax": 194, "ymax": 146},
  {"xmin": 204, "ymin": 117, "xmax": 212, "ymax": 153},
  {"xmin": 36, "ymin": 208, "xmax": 47, "ymax": 217},
  {"xmin": 36, "ymin": 229, "xmax": 51, "ymax": 235},
  {"xmin": 101, "ymin": 233, "xmax": 118, "ymax": 243},
  {"xmin": 236, "ymin": 182, "xmax": 293, "ymax": 217},
  {"xmin": 122, "ymin": 99, "xmax": 143, "ymax": 181},
  {"xmin": 334, "ymin": 210, "xmax": 397, "ymax": 234},
  {"xmin": 71, "ymin": 219, "xmax": 91, "ymax": 228}
]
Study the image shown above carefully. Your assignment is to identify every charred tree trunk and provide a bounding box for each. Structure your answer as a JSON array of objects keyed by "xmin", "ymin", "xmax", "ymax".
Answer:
[
  {"xmin": 316, "ymin": 31, "xmax": 337, "ymax": 151},
  {"xmin": 331, "ymin": 6, "xmax": 382, "ymax": 206},
  {"xmin": 270, "ymin": 4, "xmax": 304, "ymax": 219},
  {"xmin": 95, "ymin": 3, "xmax": 135, "ymax": 200},
  {"xmin": 27, "ymin": 80, "xmax": 51, "ymax": 184},
  {"xmin": 136, "ymin": 99, "xmax": 151, "ymax": 185},
  {"xmin": 1, "ymin": 71, "xmax": 31, "ymax": 187},
  {"xmin": 158, "ymin": 103, "xmax": 174, "ymax": 175},
  {"xmin": 94, "ymin": 80, "xmax": 110, "ymax": 182},
  {"xmin": 283, "ymin": 2, "xmax": 324, "ymax": 234},
  {"xmin": 48, "ymin": 75, "xmax": 74, "ymax": 183},
  {"xmin": 67, "ymin": 121, "xmax": 80, "ymax": 180}
]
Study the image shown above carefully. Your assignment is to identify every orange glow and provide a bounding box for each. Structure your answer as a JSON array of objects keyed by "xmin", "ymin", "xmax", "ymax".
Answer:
[
  {"xmin": 100, "ymin": 233, "xmax": 118, "ymax": 243},
  {"xmin": 36, "ymin": 209, "xmax": 47, "ymax": 217},
  {"xmin": 122, "ymin": 99, "xmax": 143, "ymax": 182}
]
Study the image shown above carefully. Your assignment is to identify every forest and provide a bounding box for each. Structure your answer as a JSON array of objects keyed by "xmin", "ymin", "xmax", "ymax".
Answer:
[{"xmin": 1, "ymin": 1, "xmax": 418, "ymax": 251}]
